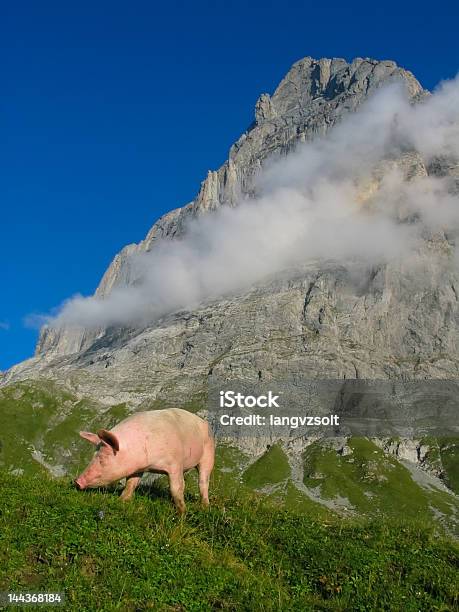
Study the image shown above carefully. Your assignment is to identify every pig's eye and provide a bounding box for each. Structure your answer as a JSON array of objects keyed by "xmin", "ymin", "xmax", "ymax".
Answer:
[{"xmin": 99, "ymin": 450, "xmax": 113, "ymax": 466}]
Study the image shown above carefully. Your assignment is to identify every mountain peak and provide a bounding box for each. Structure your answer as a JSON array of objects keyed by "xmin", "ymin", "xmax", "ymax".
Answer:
[{"xmin": 253, "ymin": 56, "xmax": 424, "ymax": 126}]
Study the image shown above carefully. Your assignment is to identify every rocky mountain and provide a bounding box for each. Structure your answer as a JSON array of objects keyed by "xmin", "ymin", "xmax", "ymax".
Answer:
[
  {"xmin": 2, "ymin": 57, "xmax": 459, "ymax": 525},
  {"xmin": 5, "ymin": 56, "xmax": 459, "ymax": 395},
  {"xmin": 5, "ymin": 57, "xmax": 430, "ymax": 373}
]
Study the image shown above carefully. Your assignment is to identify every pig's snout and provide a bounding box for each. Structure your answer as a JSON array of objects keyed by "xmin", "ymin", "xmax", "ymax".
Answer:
[{"xmin": 74, "ymin": 477, "xmax": 87, "ymax": 490}]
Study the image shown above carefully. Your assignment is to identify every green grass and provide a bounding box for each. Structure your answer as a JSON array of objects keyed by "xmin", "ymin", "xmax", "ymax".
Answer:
[
  {"xmin": 0, "ymin": 381, "xmax": 130, "ymax": 477},
  {"xmin": 266, "ymin": 480, "xmax": 332, "ymax": 518},
  {"xmin": 438, "ymin": 438, "xmax": 459, "ymax": 494},
  {"xmin": 1, "ymin": 470, "xmax": 458, "ymax": 611},
  {"xmin": 242, "ymin": 444, "xmax": 291, "ymax": 489},
  {"xmin": 2, "ymin": 381, "xmax": 459, "ymax": 609},
  {"xmin": 303, "ymin": 438, "xmax": 459, "ymax": 533},
  {"xmin": 418, "ymin": 436, "xmax": 459, "ymax": 494}
]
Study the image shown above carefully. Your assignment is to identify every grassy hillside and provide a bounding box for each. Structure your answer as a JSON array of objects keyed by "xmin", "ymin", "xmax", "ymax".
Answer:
[
  {"xmin": 242, "ymin": 444, "xmax": 291, "ymax": 488},
  {"xmin": 1, "ymin": 380, "xmax": 459, "ymax": 534},
  {"xmin": 1, "ymin": 380, "xmax": 458, "ymax": 609},
  {"xmin": 302, "ymin": 438, "xmax": 459, "ymax": 533},
  {"xmin": 1, "ymin": 470, "xmax": 458, "ymax": 611},
  {"xmin": 0, "ymin": 380, "xmax": 130, "ymax": 478}
]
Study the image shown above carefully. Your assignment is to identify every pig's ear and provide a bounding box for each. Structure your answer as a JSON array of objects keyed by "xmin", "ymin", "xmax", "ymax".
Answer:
[
  {"xmin": 79, "ymin": 431, "xmax": 100, "ymax": 445},
  {"xmin": 97, "ymin": 429, "xmax": 120, "ymax": 453}
]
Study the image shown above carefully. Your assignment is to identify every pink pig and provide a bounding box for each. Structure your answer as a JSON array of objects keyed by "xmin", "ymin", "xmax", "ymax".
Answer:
[{"xmin": 75, "ymin": 408, "xmax": 215, "ymax": 513}]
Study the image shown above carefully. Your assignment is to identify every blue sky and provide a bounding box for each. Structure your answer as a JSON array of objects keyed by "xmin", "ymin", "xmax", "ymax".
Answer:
[{"xmin": 1, "ymin": 0, "xmax": 458, "ymax": 370}]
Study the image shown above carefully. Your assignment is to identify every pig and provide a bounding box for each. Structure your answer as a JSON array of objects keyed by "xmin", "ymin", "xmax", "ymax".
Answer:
[{"xmin": 74, "ymin": 408, "xmax": 215, "ymax": 513}]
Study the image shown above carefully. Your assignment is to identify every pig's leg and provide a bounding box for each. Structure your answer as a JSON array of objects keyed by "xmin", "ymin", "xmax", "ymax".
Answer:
[
  {"xmin": 198, "ymin": 468, "xmax": 211, "ymax": 507},
  {"xmin": 120, "ymin": 474, "xmax": 142, "ymax": 501},
  {"xmin": 198, "ymin": 441, "xmax": 215, "ymax": 507},
  {"xmin": 168, "ymin": 469, "xmax": 186, "ymax": 514}
]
